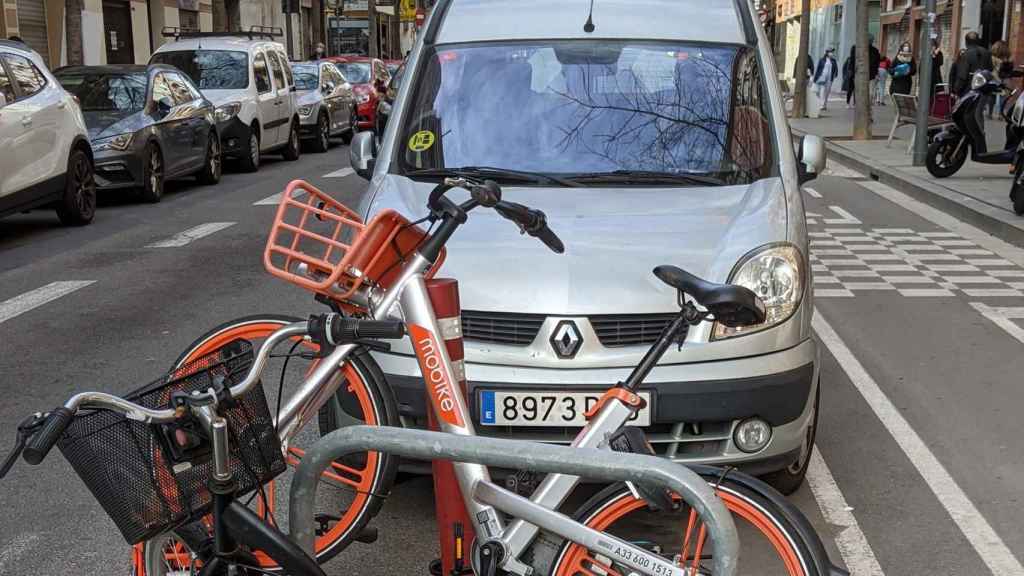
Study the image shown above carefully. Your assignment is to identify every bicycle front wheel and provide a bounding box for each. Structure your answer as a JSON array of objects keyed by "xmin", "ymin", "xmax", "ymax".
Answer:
[
  {"xmin": 135, "ymin": 315, "xmax": 399, "ymax": 575},
  {"xmin": 548, "ymin": 467, "xmax": 839, "ymax": 576}
]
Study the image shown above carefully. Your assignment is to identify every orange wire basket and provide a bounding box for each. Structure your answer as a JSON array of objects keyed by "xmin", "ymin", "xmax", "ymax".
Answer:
[{"xmin": 264, "ymin": 180, "xmax": 442, "ymax": 304}]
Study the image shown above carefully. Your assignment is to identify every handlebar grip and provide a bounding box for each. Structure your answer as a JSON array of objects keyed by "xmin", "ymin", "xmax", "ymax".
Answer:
[
  {"xmin": 328, "ymin": 317, "xmax": 406, "ymax": 345},
  {"xmin": 23, "ymin": 407, "xmax": 74, "ymax": 465},
  {"xmin": 532, "ymin": 223, "xmax": 565, "ymax": 254}
]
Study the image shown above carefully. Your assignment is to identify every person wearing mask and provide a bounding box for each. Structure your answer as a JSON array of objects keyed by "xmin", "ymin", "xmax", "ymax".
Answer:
[
  {"xmin": 314, "ymin": 42, "xmax": 326, "ymax": 59},
  {"xmin": 929, "ymin": 39, "xmax": 944, "ymax": 98},
  {"xmin": 889, "ymin": 42, "xmax": 917, "ymax": 96},
  {"xmin": 953, "ymin": 31, "xmax": 993, "ymax": 96},
  {"xmin": 814, "ymin": 48, "xmax": 839, "ymax": 110},
  {"xmin": 989, "ymin": 40, "xmax": 1010, "ymax": 118},
  {"xmin": 876, "ymin": 55, "xmax": 891, "ymax": 104}
]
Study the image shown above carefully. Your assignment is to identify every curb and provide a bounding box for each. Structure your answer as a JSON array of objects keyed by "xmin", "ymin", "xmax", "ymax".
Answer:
[{"xmin": 792, "ymin": 127, "xmax": 1024, "ymax": 247}]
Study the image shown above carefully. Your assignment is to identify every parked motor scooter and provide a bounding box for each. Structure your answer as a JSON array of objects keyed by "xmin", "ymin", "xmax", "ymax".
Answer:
[
  {"xmin": 1006, "ymin": 96, "xmax": 1024, "ymax": 214},
  {"xmin": 926, "ymin": 70, "xmax": 1022, "ymax": 178}
]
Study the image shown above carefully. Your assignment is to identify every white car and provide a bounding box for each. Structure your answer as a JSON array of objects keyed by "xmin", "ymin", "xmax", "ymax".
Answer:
[
  {"xmin": 0, "ymin": 39, "xmax": 96, "ymax": 225},
  {"xmin": 150, "ymin": 28, "xmax": 301, "ymax": 172}
]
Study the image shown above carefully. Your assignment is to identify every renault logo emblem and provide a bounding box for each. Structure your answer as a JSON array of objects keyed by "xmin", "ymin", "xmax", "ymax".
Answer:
[{"xmin": 550, "ymin": 320, "xmax": 583, "ymax": 359}]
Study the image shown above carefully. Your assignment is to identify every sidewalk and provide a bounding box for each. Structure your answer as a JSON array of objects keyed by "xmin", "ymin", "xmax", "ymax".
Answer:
[{"xmin": 788, "ymin": 96, "xmax": 1024, "ymax": 245}]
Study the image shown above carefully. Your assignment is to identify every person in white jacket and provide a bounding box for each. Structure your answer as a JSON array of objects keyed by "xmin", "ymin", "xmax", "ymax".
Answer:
[{"xmin": 813, "ymin": 48, "xmax": 838, "ymax": 110}]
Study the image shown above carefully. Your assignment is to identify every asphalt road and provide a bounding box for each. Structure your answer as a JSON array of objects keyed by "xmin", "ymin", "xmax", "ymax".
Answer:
[{"xmin": 1, "ymin": 137, "xmax": 1024, "ymax": 576}]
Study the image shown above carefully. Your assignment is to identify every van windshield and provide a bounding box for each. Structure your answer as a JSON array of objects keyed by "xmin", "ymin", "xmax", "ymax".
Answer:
[
  {"xmin": 399, "ymin": 41, "xmax": 774, "ymax": 185},
  {"xmin": 150, "ymin": 50, "xmax": 249, "ymax": 90}
]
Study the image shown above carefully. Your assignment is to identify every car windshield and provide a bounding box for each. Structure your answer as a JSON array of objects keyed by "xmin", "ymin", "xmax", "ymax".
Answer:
[
  {"xmin": 292, "ymin": 64, "xmax": 318, "ymax": 90},
  {"xmin": 150, "ymin": 50, "xmax": 248, "ymax": 90},
  {"xmin": 399, "ymin": 41, "xmax": 775, "ymax": 185},
  {"xmin": 336, "ymin": 62, "xmax": 370, "ymax": 84},
  {"xmin": 57, "ymin": 72, "xmax": 147, "ymax": 112}
]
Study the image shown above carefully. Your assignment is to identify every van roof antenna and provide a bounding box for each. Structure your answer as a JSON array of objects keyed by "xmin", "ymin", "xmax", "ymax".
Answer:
[{"xmin": 583, "ymin": 0, "xmax": 596, "ymax": 33}]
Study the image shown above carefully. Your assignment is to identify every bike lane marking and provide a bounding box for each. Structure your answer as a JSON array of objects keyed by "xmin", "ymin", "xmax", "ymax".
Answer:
[
  {"xmin": 806, "ymin": 449, "xmax": 885, "ymax": 575},
  {"xmin": 146, "ymin": 222, "xmax": 237, "ymax": 248},
  {"xmin": 814, "ymin": 310, "xmax": 1024, "ymax": 575},
  {"xmin": 0, "ymin": 281, "xmax": 96, "ymax": 325}
]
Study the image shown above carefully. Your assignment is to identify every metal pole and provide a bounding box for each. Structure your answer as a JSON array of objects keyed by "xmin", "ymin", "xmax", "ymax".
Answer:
[
  {"xmin": 285, "ymin": 0, "xmax": 295, "ymax": 59},
  {"xmin": 913, "ymin": 0, "xmax": 937, "ymax": 165}
]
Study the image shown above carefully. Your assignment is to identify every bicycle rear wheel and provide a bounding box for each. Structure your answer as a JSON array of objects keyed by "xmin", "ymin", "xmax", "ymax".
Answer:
[
  {"xmin": 546, "ymin": 467, "xmax": 839, "ymax": 576},
  {"xmin": 135, "ymin": 315, "xmax": 399, "ymax": 574}
]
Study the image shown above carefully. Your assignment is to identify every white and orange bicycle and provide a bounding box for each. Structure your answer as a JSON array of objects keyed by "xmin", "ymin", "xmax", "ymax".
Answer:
[{"xmin": 4, "ymin": 174, "xmax": 844, "ymax": 576}]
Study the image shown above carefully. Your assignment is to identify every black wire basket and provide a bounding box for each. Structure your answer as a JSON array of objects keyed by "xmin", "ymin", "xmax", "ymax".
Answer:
[{"xmin": 55, "ymin": 339, "xmax": 286, "ymax": 544}]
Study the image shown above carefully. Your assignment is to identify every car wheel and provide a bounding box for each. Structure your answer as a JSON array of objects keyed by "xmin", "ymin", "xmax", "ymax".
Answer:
[
  {"xmin": 138, "ymin": 143, "xmax": 164, "ymax": 203},
  {"xmin": 759, "ymin": 381, "xmax": 819, "ymax": 495},
  {"xmin": 283, "ymin": 119, "xmax": 301, "ymax": 160},
  {"xmin": 312, "ymin": 112, "xmax": 330, "ymax": 153},
  {"xmin": 55, "ymin": 148, "xmax": 96, "ymax": 226},
  {"xmin": 239, "ymin": 127, "xmax": 260, "ymax": 173},
  {"xmin": 197, "ymin": 131, "xmax": 222, "ymax": 184},
  {"xmin": 341, "ymin": 107, "xmax": 356, "ymax": 144}
]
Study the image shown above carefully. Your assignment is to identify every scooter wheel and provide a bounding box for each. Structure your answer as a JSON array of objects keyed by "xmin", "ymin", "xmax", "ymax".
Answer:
[
  {"xmin": 1012, "ymin": 158, "xmax": 1024, "ymax": 215},
  {"xmin": 927, "ymin": 138, "xmax": 968, "ymax": 178}
]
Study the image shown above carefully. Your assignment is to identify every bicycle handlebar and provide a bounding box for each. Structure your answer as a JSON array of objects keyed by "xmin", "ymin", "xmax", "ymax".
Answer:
[
  {"xmin": 493, "ymin": 200, "xmax": 565, "ymax": 254},
  {"xmin": 22, "ymin": 408, "xmax": 73, "ymax": 465}
]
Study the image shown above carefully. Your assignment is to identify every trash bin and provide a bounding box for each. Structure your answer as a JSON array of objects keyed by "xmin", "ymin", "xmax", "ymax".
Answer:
[{"xmin": 805, "ymin": 86, "xmax": 820, "ymax": 118}]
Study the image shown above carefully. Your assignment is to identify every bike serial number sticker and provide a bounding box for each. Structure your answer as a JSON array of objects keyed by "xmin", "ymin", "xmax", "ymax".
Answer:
[
  {"xmin": 478, "ymin": 390, "xmax": 651, "ymax": 427},
  {"xmin": 597, "ymin": 539, "xmax": 680, "ymax": 576}
]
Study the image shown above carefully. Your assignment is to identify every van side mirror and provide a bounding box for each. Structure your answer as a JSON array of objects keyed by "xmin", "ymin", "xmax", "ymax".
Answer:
[
  {"xmin": 797, "ymin": 134, "xmax": 826, "ymax": 184},
  {"xmin": 350, "ymin": 131, "xmax": 376, "ymax": 180},
  {"xmin": 323, "ymin": 81, "xmax": 335, "ymax": 94}
]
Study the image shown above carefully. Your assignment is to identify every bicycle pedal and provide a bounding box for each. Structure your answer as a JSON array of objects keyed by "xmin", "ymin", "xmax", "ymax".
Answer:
[{"xmin": 354, "ymin": 525, "xmax": 378, "ymax": 544}]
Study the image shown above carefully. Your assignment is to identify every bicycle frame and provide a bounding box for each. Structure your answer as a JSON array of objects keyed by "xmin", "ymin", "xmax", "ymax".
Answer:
[{"xmin": 266, "ymin": 248, "xmax": 708, "ymax": 576}]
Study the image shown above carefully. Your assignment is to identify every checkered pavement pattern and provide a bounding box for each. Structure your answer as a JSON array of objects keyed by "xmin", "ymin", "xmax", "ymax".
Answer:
[{"xmin": 811, "ymin": 227, "xmax": 1024, "ymax": 298}]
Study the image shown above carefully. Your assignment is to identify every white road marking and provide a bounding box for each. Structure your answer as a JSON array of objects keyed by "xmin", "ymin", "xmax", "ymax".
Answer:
[
  {"xmin": 815, "ymin": 288, "xmax": 855, "ymax": 297},
  {"xmin": 147, "ymin": 222, "xmax": 237, "ymax": 248},
  {"xmin": 805, "ymin": 187, "xmax": 823, "ymax": 198},
  {"xmin": 824, "ymin": 206, "xmax": 862, "ymax": 225},
  {"xmin": 0, "ymin": 281, "xmax": 96, "ymax": 325},
  {"xmin": 0, "ymin": 533, "xmax": 40, "ymax": 573},
  {"xmin": 814, "ymin": 310, "xmax": 1024, "ymax": 576},
  {"xmin": 324, "ymin": 167, "xmax": 355, "ymax": 178},
  {"xmin": 806, "ymin": 450, "xmax": 885, "ymax": 575},
  {"xmin": 971, "ymin": 304, "xmax": 1024, "ymax": 344},
  {"xmin": 254, "ymin": 192, "xmax": 283, "ymax": 206}
]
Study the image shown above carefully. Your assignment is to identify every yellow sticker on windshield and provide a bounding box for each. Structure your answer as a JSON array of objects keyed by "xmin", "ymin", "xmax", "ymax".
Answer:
[{"xmin": 408, "ymin": 130, "xmax": 436, "ymax": 152}]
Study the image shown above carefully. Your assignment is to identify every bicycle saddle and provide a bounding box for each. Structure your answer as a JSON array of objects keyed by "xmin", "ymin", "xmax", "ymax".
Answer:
[{"xmin": 653, "ymin": 265, "xmax": 767, "ymax": 327}]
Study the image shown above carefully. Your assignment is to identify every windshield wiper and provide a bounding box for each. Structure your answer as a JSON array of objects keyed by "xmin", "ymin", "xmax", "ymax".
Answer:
[
  {"xmin": 406, "ymin": 166, "xmax": 582, "ymax": 188},
  {"xmin": 563, "ymin": 170, "xmax": 726, "ymax": 186}
]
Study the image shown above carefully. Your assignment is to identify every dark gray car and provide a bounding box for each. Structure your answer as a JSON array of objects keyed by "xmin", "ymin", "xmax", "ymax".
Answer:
[{"xmin": 55, "ymin": 64, "xmax": 222, "ymax": 203}]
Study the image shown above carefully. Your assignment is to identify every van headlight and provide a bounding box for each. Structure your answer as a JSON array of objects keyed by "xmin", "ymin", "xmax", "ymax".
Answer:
[
  {"xmin": 214, "ymin": 102, "xmax": 242, "ymax": 123},
  {"xmin": 298, "ymin": 104, "xmax": 315, "ymax": 117},
  {"xmin": 712, "ymin": 243, "xmax": 804, "ymax": 340}
]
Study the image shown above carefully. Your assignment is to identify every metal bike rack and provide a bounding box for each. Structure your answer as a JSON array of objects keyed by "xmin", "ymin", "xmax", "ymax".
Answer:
[{"xmin": 289, "ymin": 425, "xmax": 739, "ymax": 576}]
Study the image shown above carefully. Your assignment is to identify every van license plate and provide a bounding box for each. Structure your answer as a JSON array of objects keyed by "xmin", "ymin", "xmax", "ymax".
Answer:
[{"xmin": 479, "ymin": 391, "xmax": 651, "ymax": 427}]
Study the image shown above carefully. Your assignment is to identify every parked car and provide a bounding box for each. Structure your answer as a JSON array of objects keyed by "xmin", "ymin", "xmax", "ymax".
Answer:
[
  {"xmin": 0, "ymin": 39, "xmax": 96, "ymax": 225},
  {"xmin": 375, "ymin": 62, "xmax": 404, "ymax": 136},
  {"xmin": 326, "ymin": 55, "xmax": 389, "ymax": 132},
  {"xmin": 55, "ymin": 64, "xmax": 221, "ymax": 202},
  {"xmin": 291, "ymin": 60, "xmax": 356, "ymax": 152},
  {"xmin": 150, "ymin": 28, "xmax": 301, "ymax": 172},
  {"xmin": 349, "ymin": 0, "xmax": 827, "ymax": 493}
]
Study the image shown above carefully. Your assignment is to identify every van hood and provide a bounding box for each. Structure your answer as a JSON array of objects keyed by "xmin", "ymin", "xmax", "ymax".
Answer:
[
  {"xmin": 366, "ymin": 177, "xmax": 790, "ymax": 315},
  {"xmin": 201, "ymin": 89, "xmax": 249, "ymax": 108}
]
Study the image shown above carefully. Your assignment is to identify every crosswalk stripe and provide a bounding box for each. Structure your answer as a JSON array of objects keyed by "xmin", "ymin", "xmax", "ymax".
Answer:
[
  {"xmin": 814, "ymin": 310, "xmax": 1024, "ymax": 576},
  {"xmin": 0, "ymin": 281, "xmax": 96, "ymax": 324},
  {"xmin": 147, "ymin": 222, "xmax": 237, "ymax": 248},
  {"xmin": 324, "ymin": 167, "xmax": 355, "ymax": 178}
]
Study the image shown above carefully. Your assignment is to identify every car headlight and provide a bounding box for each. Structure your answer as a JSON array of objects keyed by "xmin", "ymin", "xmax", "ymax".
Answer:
[
  {"xmin": 355, "ymin": 93, "xmax": 370, "ymax": 104},
  {"xmin": 214, "ymin": 102, "xmax": 242, "ymax": 123},
  {"xmin": 298, "ymin": 104, "xmax": 315, "ymax": 117},
  {"xmin": 712, "ymin": 243, "xmax": 805, "ymax": 340},
  {"xmin": 93, "ymin": 133, "xmax": 134, "ymax": 152}
]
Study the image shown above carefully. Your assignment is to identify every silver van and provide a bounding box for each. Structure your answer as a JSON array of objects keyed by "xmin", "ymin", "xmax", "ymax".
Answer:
[{"xmin": 349, "ymin": 0, "xmax": 827, "ymax": 493}]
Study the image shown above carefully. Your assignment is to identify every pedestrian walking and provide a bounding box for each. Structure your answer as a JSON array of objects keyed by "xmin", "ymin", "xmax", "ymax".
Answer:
[
  {"xmin": 844, "ymin": 36, "xmax": 882, "ymax": 108},
  {"xmin": 953, "ymin": 31, "xmax": 993, "ymax": 96},
  {"xmin": 876, "ymin": 56, "xmax": 891, "ymax": 104},
  {"xmin": 814, "ymin": 48, "xmax": 839, "ymax": 110},
  {"xmin": 889, "ymin": 42, "xmax": 917, "ymax": 96},
  {"xmin": 930, "ymin": 39, "xmax": 944, "ymax": 98}
]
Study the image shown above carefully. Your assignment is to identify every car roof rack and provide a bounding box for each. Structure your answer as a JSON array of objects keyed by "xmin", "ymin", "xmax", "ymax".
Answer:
[{"xmin": 161, "ymin": 25, "xmax": 283, "ymax": 40}]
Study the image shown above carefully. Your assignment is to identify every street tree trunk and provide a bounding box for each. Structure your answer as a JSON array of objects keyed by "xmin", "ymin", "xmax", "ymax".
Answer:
[
  {"xmin": 853, "ymin": 0, "xmax": 872, "ymax": 139},
  {"xmin": 368, "ymin": 0, "xmax": 378, "ymax": 57},
  {"xmin": 65, "ymin": 0, "xmax": 83, "ymax": 66},
  {"xmin": 213, "ymin": 0, "xmax": 228, "ymax": 32},
  {"xmin": 791, "ymin": 0, "xmax": 811, "ymax": 118}
]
